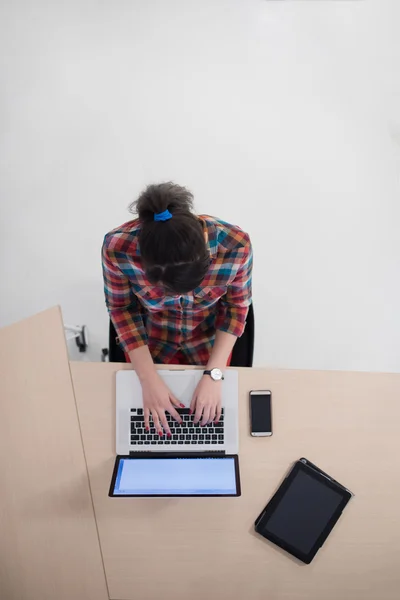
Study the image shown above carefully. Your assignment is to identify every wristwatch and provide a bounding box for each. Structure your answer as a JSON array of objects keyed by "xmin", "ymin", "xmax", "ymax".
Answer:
[{"xmin": 203, "ymin": 368, "xmax": 224, "ymax": 381}]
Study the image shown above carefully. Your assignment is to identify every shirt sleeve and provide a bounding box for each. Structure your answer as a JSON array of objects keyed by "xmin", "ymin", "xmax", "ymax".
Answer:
[
  {"xmin": 216, "ymin": 235, "xmax": 253, "ymax": 338},
  {"xmin": 102, "ymin": 239, "xmax": 148, "ymax": 354}
]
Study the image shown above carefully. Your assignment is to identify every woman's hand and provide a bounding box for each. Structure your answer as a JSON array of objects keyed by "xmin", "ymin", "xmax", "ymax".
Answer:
[
  {"xmin": 142, "ymin": 373, "xmax": 184, "ymax": 436},
  {"xmin": 190, "ymin": 376, "xmax": 222, "ymax": 426}
]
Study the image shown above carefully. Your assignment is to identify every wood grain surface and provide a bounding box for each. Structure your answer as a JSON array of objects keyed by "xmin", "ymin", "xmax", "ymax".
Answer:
[{"xmin": 71, "ymin": 362, "xmax": 400, "ymax": 600}]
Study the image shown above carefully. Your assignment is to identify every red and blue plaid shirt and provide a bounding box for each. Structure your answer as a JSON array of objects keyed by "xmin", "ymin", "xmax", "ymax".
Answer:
[{"xmin": 102, "ymin": 215, "xmax": 253, "ymax": 365}]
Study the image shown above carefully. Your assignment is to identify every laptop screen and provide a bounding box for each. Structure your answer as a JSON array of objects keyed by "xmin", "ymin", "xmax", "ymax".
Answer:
[{"xmin": 109, "ymin": 455, "xmax": 240, "ymax": 497}]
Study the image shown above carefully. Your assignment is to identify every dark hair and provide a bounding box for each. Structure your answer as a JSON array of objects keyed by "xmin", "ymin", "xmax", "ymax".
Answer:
[{"xmin": 129, "ymin": 182, "xmax": 209, "ymax": 294}]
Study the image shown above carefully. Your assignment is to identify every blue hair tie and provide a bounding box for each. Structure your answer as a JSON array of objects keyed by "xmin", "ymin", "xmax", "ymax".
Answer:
[{"xmin": 154, "ymin": 209, "xmax": 172, "ymax": 222}]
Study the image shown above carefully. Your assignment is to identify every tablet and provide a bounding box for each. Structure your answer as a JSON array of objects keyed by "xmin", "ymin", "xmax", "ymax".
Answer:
[
  {"xmin": 255, "ymin": 458, "xmax": 353, "ymax": 564},
  {"xmin": 109, "ymin": 454, "xmax": 241, "ymax": 497}
]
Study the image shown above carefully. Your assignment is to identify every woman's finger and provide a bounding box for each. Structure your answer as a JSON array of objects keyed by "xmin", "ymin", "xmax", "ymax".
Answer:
[
  {"xmin": 189, "ymin": 392, "xmax": 197, "ymax": 415},
  {"xmin": 158, "ymin": 410, "xmax": 171, "ymax": 437},
  {"xmin": 207, "ymin": 405, "xmax": 217, "ymax": 424},
  {"xmin": 201, "ymin": 406, "xmax": 212, "ymax": 427},
  {"xmin": 170, "ymin": 393, "xmax": 185, "ymax": 410},
  {"xmin": 214, "ymin": 405, "xmax": 222, "ymax": 424},
  {"xmin": 190, "ymin": 395, "xmax": 197, "ymax": 416},
  {"xmin": 152, "ymin": 411, "xmax": 163, "ymax": 436},
  {"xmin": 167, "ymin": 403, "xmax": 183, "ymax": 425},
  {"xmin": 144, "ymin": 408, "xmax": 150, "ymax": 431},
  {"xmin": 194, "ymin": 402, "xmax": 204, "ymax": 424}
]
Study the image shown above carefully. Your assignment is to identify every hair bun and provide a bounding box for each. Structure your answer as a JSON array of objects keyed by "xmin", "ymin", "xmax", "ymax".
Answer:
[{"xmin": 130, "ymin": 182, "xmax": 194, "ymax": 222}]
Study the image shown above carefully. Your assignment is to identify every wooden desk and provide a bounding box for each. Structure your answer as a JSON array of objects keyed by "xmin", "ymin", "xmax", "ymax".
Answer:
[
  {"xmin": 71, "ymin": 362, "xmax": 400, "ymax": 600},
  {"xmin": 0, "ymin": 308, "xmax": 108, "ymax": 600}
]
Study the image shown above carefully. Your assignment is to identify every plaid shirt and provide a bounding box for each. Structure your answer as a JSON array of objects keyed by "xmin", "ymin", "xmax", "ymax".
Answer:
[{"xmin": 102, "ymin": 215, "xmax": 253, "ymax": 365}]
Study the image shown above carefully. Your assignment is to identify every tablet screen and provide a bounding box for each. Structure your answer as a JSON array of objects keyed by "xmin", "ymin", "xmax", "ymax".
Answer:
[
  {"xmin": 255, "ymin": 460, "xmax": 352, "ymax": 563},
  {"xmin": 109, "ymin": 455, "xmax": 240, "ymax": 497},
  {"xmin": 264, "ymin": 470, "xmax": 343, "ymax": 554}
]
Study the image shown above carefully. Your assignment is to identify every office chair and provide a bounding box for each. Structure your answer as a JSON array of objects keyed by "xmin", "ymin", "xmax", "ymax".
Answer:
[
  {"xmin": 109, "ymin": 302, "xmax": 254, "ymax": 367},
  {"xmin": 229, "ymin": 302, "xmax": 254, "ymax": 367}
]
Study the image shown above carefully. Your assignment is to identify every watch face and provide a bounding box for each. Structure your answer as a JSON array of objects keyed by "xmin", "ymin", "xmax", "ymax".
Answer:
[{"xmin": 211, "ymin": 368, "xmax": 223, "ymax": 381}]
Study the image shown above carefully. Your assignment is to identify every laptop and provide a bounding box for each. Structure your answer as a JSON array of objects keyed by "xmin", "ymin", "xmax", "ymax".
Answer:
[
  {"xmin": 111, "ymin": 369, "xmax": 240, "ymax": 497},
  {"xmin": 115, "ymin": 369, "xmax": 239, "ymax": 455}
]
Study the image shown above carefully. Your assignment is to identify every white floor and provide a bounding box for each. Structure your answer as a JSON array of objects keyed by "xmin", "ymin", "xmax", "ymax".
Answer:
[{"xmin": 1, "ymin": 1, "xmax": 399, "ymax": 373}]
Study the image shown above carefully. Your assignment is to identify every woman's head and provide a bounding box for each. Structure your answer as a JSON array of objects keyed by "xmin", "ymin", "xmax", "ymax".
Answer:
[{"xmin": 129, "ymin": 182, "xmax": 210, "ymax": 294}]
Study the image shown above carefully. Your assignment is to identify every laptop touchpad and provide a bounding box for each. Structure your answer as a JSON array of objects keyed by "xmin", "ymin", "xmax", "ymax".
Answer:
[{"xmin": 160, "ymin": 373, "xmax": 197, "ymax": 404}]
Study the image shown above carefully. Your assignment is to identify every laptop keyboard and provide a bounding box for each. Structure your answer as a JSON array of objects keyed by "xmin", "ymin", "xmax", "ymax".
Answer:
[{"xmin": 130, "ymin": 408, "xmax": 225, "ymax": 446}]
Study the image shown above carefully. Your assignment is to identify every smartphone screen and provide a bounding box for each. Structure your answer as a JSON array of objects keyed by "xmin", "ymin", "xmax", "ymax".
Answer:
[{"xmin": 250, "ymin": 391, "xmax": 272, "ymax": 436}]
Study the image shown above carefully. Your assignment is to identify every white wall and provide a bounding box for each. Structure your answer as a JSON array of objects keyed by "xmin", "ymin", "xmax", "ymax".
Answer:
[{"xmin": 1, "ymin": 0, "xmax": 399, "ymax": 371}]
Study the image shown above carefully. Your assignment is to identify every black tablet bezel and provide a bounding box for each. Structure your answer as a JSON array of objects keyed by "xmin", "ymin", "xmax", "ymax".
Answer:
[
  {"xmin": 109, "ymin": 453, "xmax": 241, "ymax": 497},
  {"xmin": 254, "ymin": 459, "xmax": 352, "ymax": 564}
]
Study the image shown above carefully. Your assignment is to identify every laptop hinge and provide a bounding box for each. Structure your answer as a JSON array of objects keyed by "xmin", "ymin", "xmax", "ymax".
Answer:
[{"xmin": 128, "ymin": 450, "xmax": 226, "ymax": 457}]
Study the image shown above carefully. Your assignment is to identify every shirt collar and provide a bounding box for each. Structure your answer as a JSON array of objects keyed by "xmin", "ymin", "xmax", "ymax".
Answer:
[{"xmin": 199, "ymin": 216, "xmax": 218, "ymax": 259}]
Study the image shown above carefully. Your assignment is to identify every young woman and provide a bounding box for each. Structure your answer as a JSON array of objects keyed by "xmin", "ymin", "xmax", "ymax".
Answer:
[{"xmin": 102, "ymin": 182, "xmax": 253, "ymax": 436}]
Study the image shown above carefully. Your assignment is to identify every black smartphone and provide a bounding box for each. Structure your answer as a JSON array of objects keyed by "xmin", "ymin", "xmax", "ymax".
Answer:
[{"xmin": 250, "ymin": 390, "xmax": 272, "ymax": 437}]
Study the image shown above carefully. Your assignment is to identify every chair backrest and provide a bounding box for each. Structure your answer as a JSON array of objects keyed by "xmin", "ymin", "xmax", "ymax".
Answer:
[
  {"xmin": 229, "ymin": 302, "xmax": 254, "ymax": 367},
  {"xmin": 108, "ymin": 319, "xmax": 127, "ymax": 363},
  {"xmin": 108, "ymin": 302, "xmax": 254, "ymax": 367}
]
